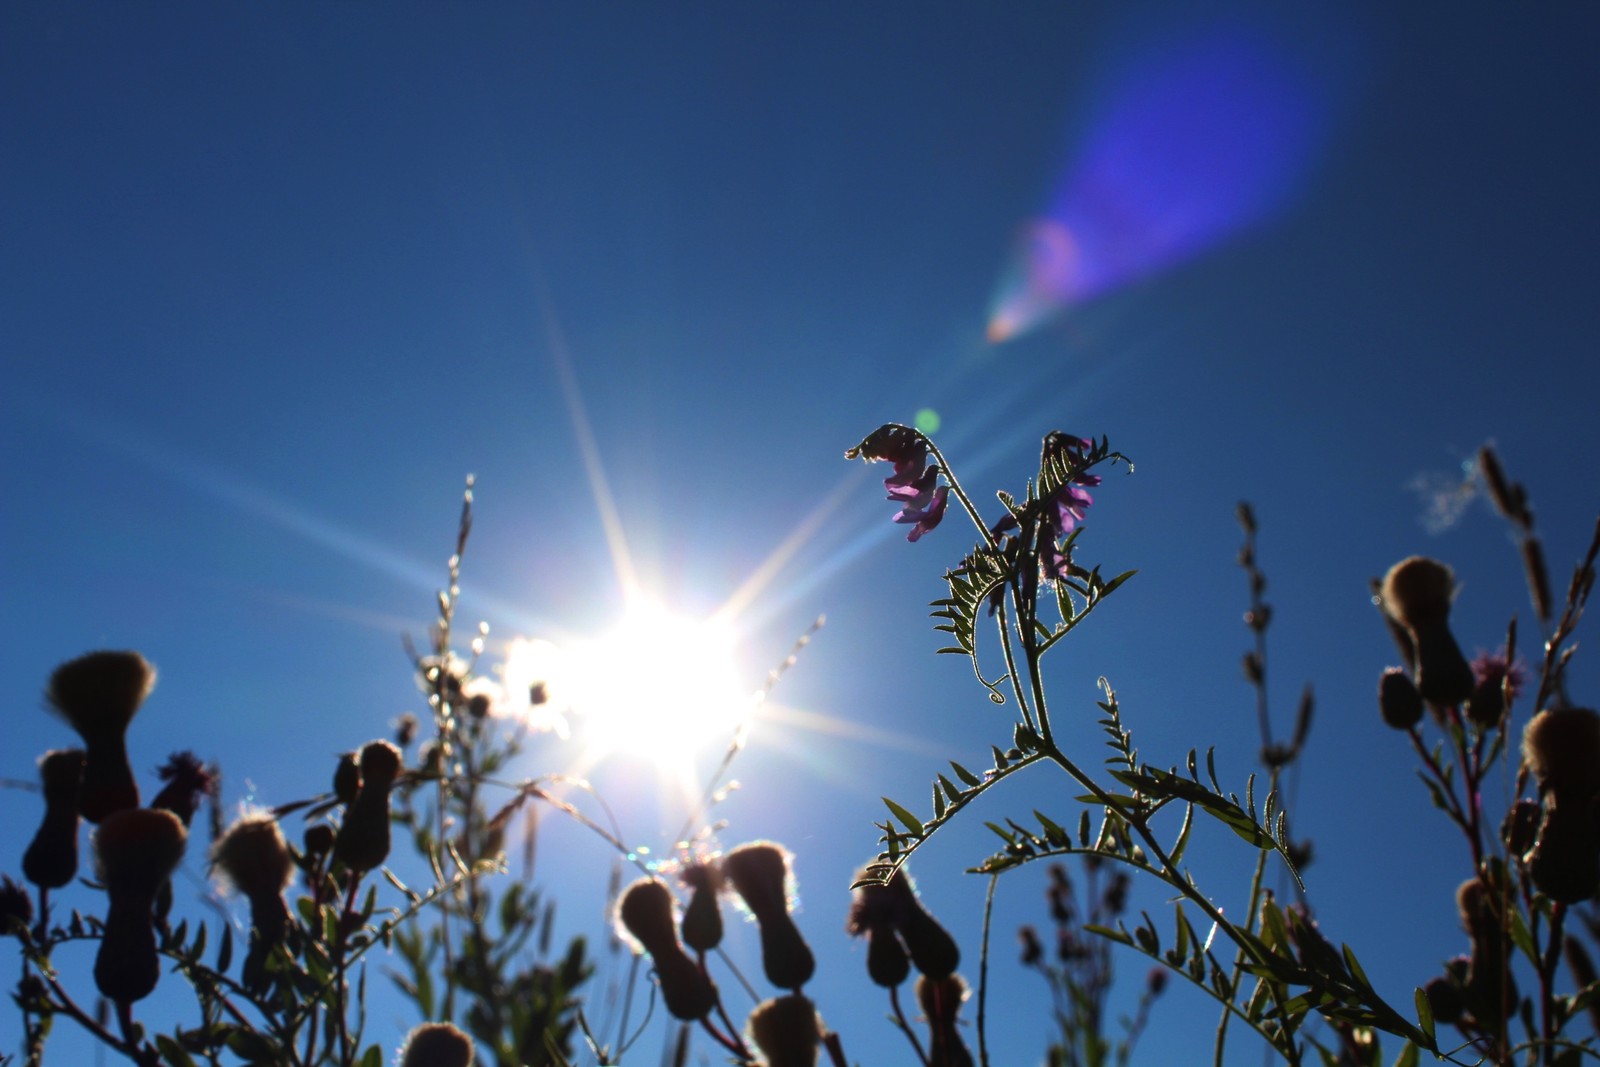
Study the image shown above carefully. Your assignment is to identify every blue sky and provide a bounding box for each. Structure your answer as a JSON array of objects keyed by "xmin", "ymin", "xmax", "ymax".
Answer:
[{"xmin": 4, "ymin": 3, "xmax": 1600, "ymax": 1064}]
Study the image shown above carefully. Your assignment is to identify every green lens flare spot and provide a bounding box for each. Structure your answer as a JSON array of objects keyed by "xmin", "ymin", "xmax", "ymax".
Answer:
[{"xmin": 914, "ymin": 409, "xmax": 942, "ymax": 434}]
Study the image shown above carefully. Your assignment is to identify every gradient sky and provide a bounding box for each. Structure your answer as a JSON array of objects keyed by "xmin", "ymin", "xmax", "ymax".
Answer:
[{"xmin": 5, "ymin": 4, "xmax": 1600, "ymax": 1065}]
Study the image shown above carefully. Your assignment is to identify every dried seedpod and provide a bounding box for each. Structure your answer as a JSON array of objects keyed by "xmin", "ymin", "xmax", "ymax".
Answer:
[
  {"xmin": 93, "ymin": 808, "xmax": 187, "ymax": 1003},
  {"xmin": 616, "ymin": 878, "xmax": 715, "ymax": 1021},
  {"xmin": 400, "ymin": 1022, "xmax": 475, "ymax": 1067},
  {"xmin": 1521, "ymin": 708, "xmax": 1600, "ymax": 902},
  {"xmin": 723, "ymin": 842, "xmax": 815, "ymax": 990},
  {"xmin": 745, "ymin": 993, "xmax": 823, "ymax": 1067},
  {"xmin": 22, "ymin": 749, "xmax": 85, "ymax": 890},
  {"xmin": 917, "ymin": 974, "xmax": 975, "ymax": 1067},
  {"xmin": 212, "ymin": 813, "xmax": 296, "ymax": 989},
  {"xmin": 334, "ymin": 741, "xmax": 403, "ymax": 873},
  {"xmin": 46, "ymin": 651, "xmax": 155, "ymax": 823},
  {"xmin": 1380, "ymin": 559, "xmax": 1473, "ymax": 709}
]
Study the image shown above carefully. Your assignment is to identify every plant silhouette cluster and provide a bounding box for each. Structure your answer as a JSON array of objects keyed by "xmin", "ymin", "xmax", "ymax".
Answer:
[{"xmin": 3, "ymin": 433, "xmax": 1597, "ymax": 1067}]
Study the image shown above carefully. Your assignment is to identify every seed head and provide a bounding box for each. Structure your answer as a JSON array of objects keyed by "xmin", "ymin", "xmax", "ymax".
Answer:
[
  {"xmin": 745, "ymin": 993, "xmax": 823, "ymax": 1067},
  {"xmin": 1522, "ymin": 708, "xmax": 1600, "ymax": 798},
  {"xmin": 46, "ymin": 651, "xmax": 155, "ymax": 737},
  {"xmin": 96, "ymin": 808, "xmax": 187, "ymax": 899},
  {"xmin": 400, "ymin": 1022, "xmax": 475, "ymax": 1067},
  {"xmin": 1381, "ymin": 558, "xmax": 1456, "ymax": 632},
  {"xmin": 212, "ymin": 814, "xmax": 295, "ymax": 900}
]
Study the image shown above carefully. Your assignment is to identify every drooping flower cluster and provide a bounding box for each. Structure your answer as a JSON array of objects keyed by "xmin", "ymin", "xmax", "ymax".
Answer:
[
  {"xmin": 845, "ymin": 425, "xmax": 949, "ymax": 542},
  {"xmin": 991, "ymin": 432, "xmax": 1103, "ymax": 581}
]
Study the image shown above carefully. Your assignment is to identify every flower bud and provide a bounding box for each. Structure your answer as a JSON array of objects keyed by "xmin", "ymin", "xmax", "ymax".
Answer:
[
  {"xmin": 47, "ymin": 651, "xmax": 154, "ymax": 823},
  {"xmin": 1017, "ymin": 925, "xmax": 1043, "ymax": 967},
  {"xmin": 1521, "ymin": 708, "xmax": 1600, "ymax": 903},
  {"xmin": 150, "ymin": 752, "xmax": 217, "ymax": 828},
  {"xmin": 678, "ymin": 862, "xmax": 723, "ymax": 953},
  {"xmin": 1456, "ymin": 876, "xmax": 1516, "ymax": 1025},
  {"xmin": 917, "ymin": 974, "xmax": 974, "ymax": 1067},
  {"xmin": 874, "ymin": 867, "xmax": 959, "ymax": 980},
  {"xmin": 1380, "ymin": 559, "xmax": 1473, "ymax": 709},
  {"xmin": 400, "ymin": 1022, "xmax": 475, "ymax": 1067},
  {"xmin": 745, "ymin": 993, "xmax": 823, "ymax": 1067},
  {"xmin": 333, "ymin": 751, "xmax": 361, "ymax": 804},
  {"xmin": 334, "ymin": 741, "xmax": 403, "ymax": 874},
  {"xmin": 1378, "ymin": 669, "xmax": 1424, "ymax": 730},
  {"xmin": 23, "ymin": 749, "xmax": 84, "ymax": 890},
  {"xmin": 1423, "ymin": 974, "xmax": 1464, "ymax": 1025},
  {"xmin": 94, "ymin": 809, "xmax": 187, "ymax": 1003},
  {"xmin": 724, "ymin": 843, "xmax": 815, "ymax": 990},
  {"xmin": 847, "ymin": 871, "xmax": 911, "ymax": 988},
  {"xmin": 616, "ymin": 879, "xmax": 715, "ymax": 1020}
]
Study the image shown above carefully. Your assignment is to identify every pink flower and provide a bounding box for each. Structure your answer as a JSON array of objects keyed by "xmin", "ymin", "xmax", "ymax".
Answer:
[{"xmin": 846, "ymin": 425, "xmax": 950, "ymax": 542}]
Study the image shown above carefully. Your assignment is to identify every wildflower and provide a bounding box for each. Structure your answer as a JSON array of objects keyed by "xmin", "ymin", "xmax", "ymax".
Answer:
[
  {"xmin": 23, "ymin": 749, "xmax": 84, "ymax": 891},
  {"xmin": 400, "ymin": 1022, "xmax": 475, "ymax": 1067},
  {"xmin": 46, "ymin": 651, "xmax": 154, "ymax": 824},
  {"xmin": 746, "ymin": 993, "xmax": 824, "ymax": 1067},
  {"xmin": 845, "ymin": 424, "xmax": 950, "ymax": 542},
  {"xmin": 994, "ymin": 433, "xmax": 1102, "ymax": 581},
  {"xmin": 1465, "ymin": 649, "xmax": 1525, "ymax": 729},
  {"xmin": 615, "ymin": 878, "xmax": 716, "ymax": 1020},
  {"xmin": 150, "ymin": 751, "xmax": 218, "ymax": 828},
  {"xmin": 724, "ymin": 842, "xmax": 815, "ymax": 990},
  {"xmin": 93, "ymin": 808, "xmax": 187, "ymax": 1003}
]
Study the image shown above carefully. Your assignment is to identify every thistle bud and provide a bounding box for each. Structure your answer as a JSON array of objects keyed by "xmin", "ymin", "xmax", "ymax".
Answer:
[
  {"xmin": 1521, "ymin": 708, "xmax": 1600, "ymax": 903},
  {"xmin": 212, "ymin": 814, "xmax": 295, "ymax": 989},
  {"xmin": 23, "ymin": 749, "xmax": 84, "ymax": 890},
  {"xmin": 867, "ymin": 866, "xmax": 959, "ymax": 981},
  {"xmin": 616, "ymin": 879, "xmax": 715, "ymax": 1020},
  {"xmin": 723, "ymin": 842, "xmax": 815, "ymax": 990},
  {"xmin": 400, "ymin": 1022, "xmax": 475, "ymax": 1067},
  {"xmin": 1378, "ymin": 668, "xmax": 1424, "ymax": 731},
  {"xmin": 1456, "ymin": 876, "xmax": 1516, "ymax": 1025},
  {"xmin": 1380, "ymin": 559, "xmax": 1473, "ymax": 709},
  {"xmin": 678, "ymin": 861, "xmax": 724, "ymax": 953},
  {"xmin": 46, "ymin": 651, "xmax": 154, "ymax": 824},
  {"xmin": 745, "ymin": 993, "xmax": 823, "ymax": 1067},
  {"xmin": 847, "ymin": 869, "xmax": 910, "ymax": 988},
  {"xmin": 303, "ymin": 823, "xmax": 336, "ymax": 862},
  {"xmin": 917, "ymin": 974, "xmax": 974, "ymax": 1067},
  {"xmin": 1423, "ymin": 973, "xmax": 1464, "ymax": 1026},
  {"xmin": 332, "ymin": 751, "xmax": 361, "ymax": 804},
  {"xmin": 93, "ymin": 808, "xmax": 187, "ymax": 1003},
  {"xmin": 1017, "ymin": 925, "xmax": 1043, "ymax": 967},
  {"xmin": 334, "ymin": 741, "xmax": 402, "ymax": 874}
]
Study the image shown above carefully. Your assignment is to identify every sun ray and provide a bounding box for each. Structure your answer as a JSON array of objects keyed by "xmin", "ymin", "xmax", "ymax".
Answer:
[{"xmin": 529, "ymin": 269, "xmax": 640, "ymax": 602}]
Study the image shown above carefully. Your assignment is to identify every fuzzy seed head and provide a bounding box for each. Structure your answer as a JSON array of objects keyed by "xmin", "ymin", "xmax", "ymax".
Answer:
[
  {"xmin": 746, "ymin": 994, "xmax": 823, "ymax": 1067},
  {"xmin": 400, "ymin": 1022, "xmax": 475, "ymax": 1067},
  {"xmin": 916, "ymin": 973, "xmax": 969, "ymax": 1026},
  {"xmin": 95, "ymin": 809, "xmax": 186, "ymax": 898},
  {"xmin": 1381, "ymin": 558, "xmax": 1456, "ymax": 632},
  {"xmin": 46, "ymin": 651, "xmax": 155, "ymax": 739},
  {"xmin": 212, "ymin": 814, "xmax": 294, "ymax": 899},
  {"xmin": 723, "ymin": 842, "xmax": 794, "ymax": 918},
  {"xmin": 1523, "ymin": 708, "xmax": 1600, "ymax": 797}
]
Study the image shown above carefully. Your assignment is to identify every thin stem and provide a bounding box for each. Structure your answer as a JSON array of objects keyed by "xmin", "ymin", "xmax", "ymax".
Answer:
[
  {"xmin": 888, "ymin": 985, "xmax": 930, "ymax": 1066},
  {"xmin": 922, "ymin": 436, "xmax": 998, "ymax": 554},
  {"xmin": 978, "ymin": 873, "xmax": 998, "ymax": 1067}
]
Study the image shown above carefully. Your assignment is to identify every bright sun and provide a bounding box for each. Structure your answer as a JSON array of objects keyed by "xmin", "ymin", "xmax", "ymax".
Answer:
[{"xmin": 508, "ymin": 600, "xmax": 755, "ymax": 775}]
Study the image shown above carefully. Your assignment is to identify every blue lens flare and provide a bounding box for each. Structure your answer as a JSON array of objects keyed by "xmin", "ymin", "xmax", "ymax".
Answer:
[{"xmin": 990, "ymin": 17, "xmax": 1351, "ymax": 343}]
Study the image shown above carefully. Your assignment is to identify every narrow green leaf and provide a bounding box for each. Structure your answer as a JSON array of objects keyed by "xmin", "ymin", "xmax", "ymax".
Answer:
[
  {"xmin": 951, "ymin": 761, "xmax": 982, "ymax": 787},
  {"xmin": 883, "ymin": 797, "xmax": 924, "ymax": 836},
  {"xmin": 1412, "ymin": 987, "xmax": 1435, "ymax": 1045},
  {"xmin": 938, "ymin": 774, "xmax": 962, "ymax": 803},
  {"xmin": 1170, "ymin": 803, "xmax": 1195, "ymax": 866},
  {"xmin": 1390, "ymin": 1042, "xmax": 1419, "ymax": 1067},
  {"xmin": 216, "ymin": 922, "xmax": 233, "ymax": 974},
  {"xmin": 932, "ymin": 786, "xmax": 947, "ymax": 820}
]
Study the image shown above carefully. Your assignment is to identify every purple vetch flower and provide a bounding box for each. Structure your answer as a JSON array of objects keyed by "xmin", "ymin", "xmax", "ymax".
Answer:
[
  {"xmin": 846, "ymin": 425, "xmax": 951, "ymax": 542},
  {"xmin": 1007, "ymin": 432, "xmax": 1102, "ymax": 581}
]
